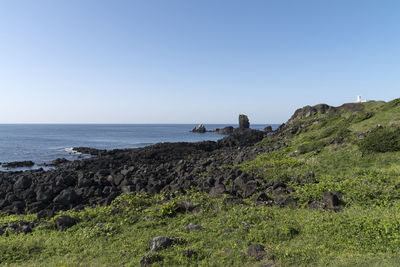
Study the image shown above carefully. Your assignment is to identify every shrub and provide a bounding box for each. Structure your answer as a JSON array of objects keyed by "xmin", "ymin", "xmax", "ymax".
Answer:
[
  {"xmin": 383, "ymin": 98, "xmax": 400, "ymax": 110},
  {"xmin": 359, "ymin": 127, "xmax": 400, "ymax": 153},
  {"xmin": 347, "ymin": 112, "xmax": 374, "ymax": 123},
  {"xmin": 319, "ymin": 126, "xmax": 338, "ymax": 139},
  {"xmin": 298, "ymin": 140, "xmax": 326, "ymax": 154},
  {"xmin": 335, "ymin": 127, "xmax": 351, "ymax": 139}
]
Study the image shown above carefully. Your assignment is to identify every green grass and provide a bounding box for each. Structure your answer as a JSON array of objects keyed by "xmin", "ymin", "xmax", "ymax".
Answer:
[
  {"xmin": 350, "ymin": 100, "xmax": 400, "ymax": 132},
  {"xmin": 3, "ymin": 193, "xmax": 400, "ymax": 266}
]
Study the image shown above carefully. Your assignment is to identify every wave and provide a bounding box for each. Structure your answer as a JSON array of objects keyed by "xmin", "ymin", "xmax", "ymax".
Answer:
[
  {"xmin": 64, "ymin": 147, "xmax": 82, "ymax": 155},
  {"xmin": 132, "ymin": 142, "xmax": 155, "ymax": 147}
]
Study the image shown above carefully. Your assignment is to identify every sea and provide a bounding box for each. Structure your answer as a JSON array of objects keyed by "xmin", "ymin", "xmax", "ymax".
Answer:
[{"xmin": 0, "ymin": 124, "xmax": 279, "ymax": 171}]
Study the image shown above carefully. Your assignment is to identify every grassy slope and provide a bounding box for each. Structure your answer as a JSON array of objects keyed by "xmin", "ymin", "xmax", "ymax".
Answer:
[{"xmin": 2, "ymin": 99, "xmax": 400, "ymax": 266}]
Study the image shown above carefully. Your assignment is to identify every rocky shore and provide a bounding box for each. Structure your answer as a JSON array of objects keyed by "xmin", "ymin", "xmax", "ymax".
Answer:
[{"xmin": 0, "ymin": 116, "xmax": 285, "ymax": 217}]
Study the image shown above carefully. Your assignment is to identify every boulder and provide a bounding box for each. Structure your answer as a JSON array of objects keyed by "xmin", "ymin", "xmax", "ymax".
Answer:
[
  {"xmin": 209, "ymin": 184, "xmax": 227, "ymax": 197},
  {"xmin": 140, "ymin": 253, "xmax": 155, "ymax": 267},
  {"xmin": 55, "ymin": 215, "xmax": 76, "ymax": 230},
  {"xmin": 263, "ymin": 126, "xmax": 273, "ymax": 133},
  {"xmin": 37, "ymin": 209, "xmax": 54, "ymax": 220},
  {"xmin": 3, "ymin": 161, "xmax": 35, "ymax": 168},
  {"xmin": 322, "ymin": 191, "xmax": 343, "ymax": 210},
  {"xmin": 175, "ymin": 201, "xmax": 201, "ymax": 213},
  {"xmin": 18, "ymin": 224, "xmax": 32, "ymax": 234},
  {"xmin": 247, "ymin": 243, "xmax": 266, "ymax": 260},
  {"xmin": 251, "ymin": 192, "xmax": 270, "ymax": 202},
  {"xmin": 13, "ymin": 176, "xmax": 32, "ymax": 191},
  {"xmin": 53, "ymin": 188, "xmax": 79, "ymax": 205},
  {"xmin": 185, "ymin": 223, "xmax": 204, "ymax": 231},
  {"xmin": 73, "ymin": 147, "xmax": 106, "ymax": 156},
  {"xmin": 150, "ymin": 236, "xmax": 174, "ymax": 251},
  {"xmin": 51, "ymin": 158, "xmax": 69, "ymax": 166}
]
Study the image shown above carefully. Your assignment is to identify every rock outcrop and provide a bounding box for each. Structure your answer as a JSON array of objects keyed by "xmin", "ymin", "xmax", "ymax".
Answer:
[
  {"xmin": 239, "ymin": 114, "xmax": 250, "ymax": 129},
  {"xmin": 150, "ymin": 236, "xmax": 174, "ymax": 251},
  {"xmin": 191, "ymin": 124, "xmax": 207, "ymax": 133},
  {"xmin": 214, "ymin": 114, "xmax": 251, "ymax": 135},
  {"xmin": 214, "ymin": 126, "xmax": 234, "ymax": 135},
  {"xmin": 2, "ymin": 161, "xmax": 35, "ymax": 168},
  {"xmin": 288, "ymin": 103, "xmax": 364, "ymax": 124}
]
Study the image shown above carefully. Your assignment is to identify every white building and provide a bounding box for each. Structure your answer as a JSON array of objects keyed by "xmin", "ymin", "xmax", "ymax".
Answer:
[{"xmin": 356, "ymin": 95, "xmax": 367, "ymax": 103}]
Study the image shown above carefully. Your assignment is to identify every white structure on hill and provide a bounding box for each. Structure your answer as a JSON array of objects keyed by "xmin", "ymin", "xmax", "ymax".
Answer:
[{"xmin": 356, "ymin": 95, "xmax": 367, "ymax": 103}]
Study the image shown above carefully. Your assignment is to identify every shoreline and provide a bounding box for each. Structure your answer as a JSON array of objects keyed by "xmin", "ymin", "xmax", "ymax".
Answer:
[
  {"xmin": 0, "ymin": 124, "xmax": 278, "ymax": 172},
  {"xmin": 0, "ymin": 124, "xmax": 280, "ymax": 216}
]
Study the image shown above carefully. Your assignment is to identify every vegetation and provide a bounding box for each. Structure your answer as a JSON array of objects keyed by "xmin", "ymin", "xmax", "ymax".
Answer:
[
  {"xmin": 2, "ymin": 99, "xmax": 400, "ymax": 266},
  {"xmin": 359, "ymin": 127, "xmax": 400, "ymax": 153},
  {"xmin": 3, "ymin": 191, "xmax": 400, "ymax": 266}
]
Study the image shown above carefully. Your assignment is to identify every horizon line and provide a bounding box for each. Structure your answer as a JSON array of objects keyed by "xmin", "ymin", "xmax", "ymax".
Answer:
[{"xmin": 0, "ymin": 122, "xmax": 282, "ymax": 125}]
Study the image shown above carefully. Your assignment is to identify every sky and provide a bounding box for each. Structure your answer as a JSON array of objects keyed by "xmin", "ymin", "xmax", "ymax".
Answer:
[{"xmin": 0, "ymin": 0, "xmax": 399, "ymax": 124}]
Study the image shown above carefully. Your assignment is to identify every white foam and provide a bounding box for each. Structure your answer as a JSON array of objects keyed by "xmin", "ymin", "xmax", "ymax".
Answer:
[{"xmin": 64, "ymin": 147, "xmax": 82, "ymax": 155}]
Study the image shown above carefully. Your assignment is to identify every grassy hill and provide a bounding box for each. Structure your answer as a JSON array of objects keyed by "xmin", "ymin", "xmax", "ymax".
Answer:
[{"xmin": 2, "ymin": 99, "xmax": 400, "ymax": 266}]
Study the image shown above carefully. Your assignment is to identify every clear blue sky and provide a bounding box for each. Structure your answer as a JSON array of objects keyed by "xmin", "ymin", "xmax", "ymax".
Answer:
[{"xmin": 1, "ymin": 0, "xmax": 399, "ymax": 124}]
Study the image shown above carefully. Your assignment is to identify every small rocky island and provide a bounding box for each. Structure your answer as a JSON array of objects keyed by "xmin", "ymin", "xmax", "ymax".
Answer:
[{"xmin": 191, "ymin": 114, "xmax": 254, "ymax": 134}]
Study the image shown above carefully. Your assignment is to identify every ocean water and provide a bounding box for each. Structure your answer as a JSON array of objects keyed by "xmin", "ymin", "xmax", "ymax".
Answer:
[{"xmin": 0, "ymin": 124, "xmax": 278, "ymax": 171}]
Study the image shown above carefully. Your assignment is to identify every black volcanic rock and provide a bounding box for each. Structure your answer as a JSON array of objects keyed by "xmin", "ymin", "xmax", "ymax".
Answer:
[
  {"xmin": 55, "ymin": 215, "xmax": 76, "ymax": 230},
  {"xmin": 0, "ymin": 120, "xmax": 287, "ymax": 215},
  {"xmin": 13, "ymin": 176, "xmax": 32, "ymax": 191},
  {"xmin": 247, "ymin": 243, "xmax": 266, "ymax": 260},
  {"xmin": 191, "ymin": 124, "xmax": 207, "ymax": 133},
  {"xmin": 239, "ymin": 114, "xmax": 250, "ymax": 129},
  {"xmin": 53, "ymin": 188, "xmax": 79, "ymax": 205},
  {"xmin": 73, "ymin": 147, "xmax": 106, "ymax": 156},
  {"xmin": 217, "ymin": 129, "xmax": 265, "ymax": 147},
  {"xmin": 150, "ymin": 236, "xmax": 174, "ymax": 251},
  {"xmin": 3, "ymin": 161, "xmax": 35, "ymax": 168},
  {"xmin": 214, "ymin": 126, "xmax": 234, "ymax": 135},
  {"xmin": 263, "ymin": 126, "xmax": 273, "ymax": 133}
]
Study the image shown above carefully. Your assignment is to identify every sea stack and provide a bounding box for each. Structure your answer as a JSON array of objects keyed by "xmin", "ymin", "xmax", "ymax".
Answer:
[
  {"xmin": 239, "ymin": 114, "xmax": 250, "ymax": 129},
  {"xmin": 191, "ymin": 124, "xmax": 206, "ymax": 133}
]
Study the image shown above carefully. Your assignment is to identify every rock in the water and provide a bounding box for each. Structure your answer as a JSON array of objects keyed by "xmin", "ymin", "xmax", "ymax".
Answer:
[
  {"xmin": 185, "ymin": 223, "xmax": 204, "ymax": 231},
  {"xmin": 239, "ymin": 114, "xmax": 250, "ymax": 129},
  {"xmin": 191, "ymin": 124, "xmax": 206, "ymax": 133},
  {"xmin": 73, "ymin": 147, "xmax": 106, "ymax": 156},
  {"xmin": 214, "ymin": 126, "xmax": 234, "ymax": 135},
  {"xmin": 263, "ymin": 126, "xmax": 273, "ymax": 133},
  {"xmin": 247, "ymin": 243, "xmax": 266, "ymax": 260},
  {"xmin": 3, "ymin": 161, "xmax": 35, "ymax": 168},
  {"xmin": 55, "ymin": 215, "xmax": 76, "ymax": 230},
  {"xmin": 150, "ymin": 236, "xmax": 174, "ymax": 251},
  {"xmin": 51, "ymin": 158, "xmax": 69, "ymax": 166}
]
